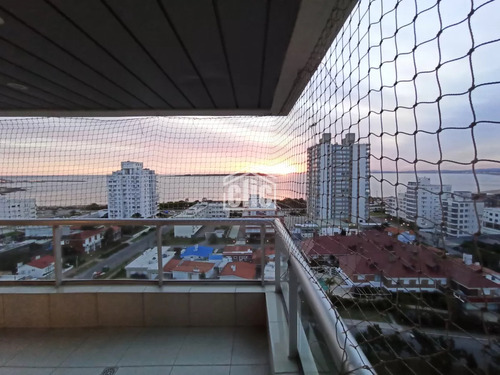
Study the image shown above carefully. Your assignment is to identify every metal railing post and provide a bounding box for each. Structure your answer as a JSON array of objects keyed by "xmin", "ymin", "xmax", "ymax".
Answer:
[
  {"xmin": 52, "ymin": 225, "xmax": 63, "ymax": 287},
  {"xmin": 260, "ymin": 224, "xmax": 266, "ymax": 286},
  {"xmin": 156, "ymin": 225, "xmax": 163, "ymax": 287},
  {"xmin": 288, "ymin": 261, "xmax": 298, "ymax": 359},
  {"xmin": 275, "ymin": 235, "xmax": 282, "ymax": 293}
]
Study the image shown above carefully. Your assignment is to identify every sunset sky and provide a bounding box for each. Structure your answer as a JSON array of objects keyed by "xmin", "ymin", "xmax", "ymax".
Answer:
[{"xmin": 0, "ymin": 0, "xmax": 498, "ymax": 176}]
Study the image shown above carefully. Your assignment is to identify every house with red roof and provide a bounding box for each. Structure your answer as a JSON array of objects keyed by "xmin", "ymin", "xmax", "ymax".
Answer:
[
  {"xmin": 302, "ymin": 230, "xmax": 500, "ymax": 308},
  {"xmin": 17, "ymin": 255, "xmax": 55, "ymax": 279},
  {"xmin": 220, "ymin": 262, "xmax": 256, "ymax": 280},
  {"xmin": 167, "ymin": 259, "xmax": 217, "ymax": 280},
  {"xmin": 70, "ymin": 228, "xmax": 104, "ymax": 253},
  {"xmin": 222, "ymin": 245, "xmax": 253, "ymax": 262},
  {"xmin": 252, "ymin": 246, "xmax": 275, "ymax": 264}
]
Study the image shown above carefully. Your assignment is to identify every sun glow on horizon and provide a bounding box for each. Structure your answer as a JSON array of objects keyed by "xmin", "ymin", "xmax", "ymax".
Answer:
[{"xmin": 245, "ymin": 163, "xmax": 301, "ymax": 175}]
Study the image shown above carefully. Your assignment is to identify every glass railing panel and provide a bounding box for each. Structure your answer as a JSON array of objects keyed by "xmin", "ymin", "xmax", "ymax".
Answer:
[
  {"xmin": 61, "ymin": 224, "xmax": 157, "ymax": 280},
  {"xmin": 157, "ymin": 222, "xmax": 276, "ymax": 282},
  {"xmin": 0, "ymin": 224, "xmax": 55, "ymax": 282},
  {"xmin": 298, "ymin": 288, "xmax": 338, "ymax": 375}
]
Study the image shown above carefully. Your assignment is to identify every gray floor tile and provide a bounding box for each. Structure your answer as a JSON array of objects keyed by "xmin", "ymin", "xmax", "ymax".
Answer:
[
  {"xmin": 170, "ymin": 366, "xmax": 230, "ymax": 375},
  {"xmin": 6, "ymin": 329, "xmax": 87, "ymax": 367},
  {"xmin": 116, "ymin": 367, "xmax": 173, "ymax": 375},
  {"xmin": 230, "ymin": 365, "xmax": 270, "ymax": 375},
  {"xmin": 118, "ymin": 328, "xmax": 187, "ymax": 366},
  {"xmin": 61, "ymin": 328, "xmax": 138, "ymax": 367},
  {"xmin": 0, "ymin": 369, "xmax": 55, "ymax": 375},
  {"xmin": 231, "ymin": 327, "xmax": 268, "ymax": 365},
  {"xmin": 0, "ymin": 337, "xmax": 29, "ymax": 365},
  {"xmin": 51, "ymin": 368, "xmax": 106, "ymax": 375},
  {"xmin": 174, "ymin": 327, "xmax": 234, "ymax": 366}
]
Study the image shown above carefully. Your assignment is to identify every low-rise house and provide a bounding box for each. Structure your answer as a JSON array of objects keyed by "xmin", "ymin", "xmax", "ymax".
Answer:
[
  {"xmin": 181, "ymin": 245, "xmax": 213, "ymax": 260},
  {"xmin": 17, "ymin": 255, "xmax": 55, "ymax": 279},
  {"xmin": 252, "ymin": 246, "xmax": 275, "ymax": 264},
  {"xmin": 302, "ymin": 230, "xmax": 500, "ymax": 309},
  {"xmin": 219, "ymin": 262, "xmax": 256, "ymax": 280},
  {"xmin": 70, "ymin": 229, "xmax": 104, "ymax": 253},
  {"xmin": 125, "ymin": 246, "xmax": 173, "ymax": 279},
  {"xmin": 174, "ymin": 201, "xmax": 229, "ymax": 238},
  {"xmin": 222, "ymin": 245, "xmax": 253, "ymax": 262},
  {"xmin": 171, "ymin": 260, "xmax": 217, "ymax": 280}
]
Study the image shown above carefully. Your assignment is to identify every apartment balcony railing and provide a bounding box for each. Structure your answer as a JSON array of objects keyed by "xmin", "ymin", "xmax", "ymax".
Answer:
[{"xmin": 0, "ymin": 217, "xmax": 372, "ymax": 375}]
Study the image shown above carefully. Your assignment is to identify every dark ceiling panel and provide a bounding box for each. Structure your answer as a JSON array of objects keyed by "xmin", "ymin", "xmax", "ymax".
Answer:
[
  {"xmin": 0, "ymin": 0, "xmax": 155, "ymax": 108},
  {"xmin": 260, "ymin": 0, "xmax": 301, "ymax": 108},
  {"xmin": 0, "ymin": 71, "xmax": 79, "ymax": 109},
  {"xmin": 0, "ymin": 0, "xmax": 355, "ymax": 116},
  {"xmin": 106, "ymin": 0, "xmax": 214, "ymax": 109},
  {"xmin": 216, "ymin": 0, "xmax": 267, "ymax": 108},
  {"xmin": 0, "ymin": 57, "xmax": 103, "ymax": 109},
  {"xmin": 0, "ymin": 85, "xmax": 58, "ymax": 109},
  {"xmin": 0, "ymin": 39, "xmax": 121, "ymax": 109},
  {"xmin": 0, "ymin": 94, "xmax": 32, "ymax": 109},
  {"xmin": 50, "ymin": 0, "xmax": 191, "ymax": 109},
  {"xmin": 163, "ymin": 0, "xmax": 236, "ymax": 109}
]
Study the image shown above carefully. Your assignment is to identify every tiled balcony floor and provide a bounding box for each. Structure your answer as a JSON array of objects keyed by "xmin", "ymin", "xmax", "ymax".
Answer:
[{"xmin": 0, "ymin": 327, "xmax": 269, "ymax": 375}]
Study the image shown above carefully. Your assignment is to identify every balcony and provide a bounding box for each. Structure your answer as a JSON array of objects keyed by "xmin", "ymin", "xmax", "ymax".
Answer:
[
  {"xmin": 0, "ymin": 218, "xmax": 371, "ymax": 375},
  {"xmin": 1, "ymin": 0, "xmax": 499, "ymax": 374}
]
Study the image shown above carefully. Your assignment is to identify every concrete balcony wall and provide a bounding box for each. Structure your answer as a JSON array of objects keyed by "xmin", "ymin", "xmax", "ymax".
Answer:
[{"xmin": 0, "ymin": 285, "xmax": 266, "ymax": 328}]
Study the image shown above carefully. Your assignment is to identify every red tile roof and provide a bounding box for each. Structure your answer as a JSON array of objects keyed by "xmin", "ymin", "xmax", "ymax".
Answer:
[
  {"xmin": 70, "ymin": 229, "xmax": 103, "ymax": 240},
  {"xmin": 173, "ymin": 260, "xmax": 215, "ymax": 274},
  {"xmin": 303, "ymin": 230, "xmax": 499, "ymax": 290},
  {"xmin": 252, "ymin": 246, "xmax": 275, "ymax": 262},
  {"xmin": 220, "ymin": 262, "xmax": 256, "ymax": 279},
  {"xmin": 163, "ymin": 258, "xmax": 181, "ymax": 272},
  {"xmin": 223, "ymin": 246, "xmax": 253, "ymax": 254},
  {"xmin": 27, "ymin": 255, "xmax": 55, "ymax": 269}
]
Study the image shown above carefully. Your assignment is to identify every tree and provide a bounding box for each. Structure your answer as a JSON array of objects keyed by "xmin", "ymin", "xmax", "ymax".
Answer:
[
  {"xmin": 102, "ymin": 227, "xmax": 115, "ymax": 246},
  {"xmin": 208, "ymin": 233, "xmax": 217, "ymax": 245},
  {"xmin": 131, "ymin": 213, "xmax": 142, "ymax": 218}
]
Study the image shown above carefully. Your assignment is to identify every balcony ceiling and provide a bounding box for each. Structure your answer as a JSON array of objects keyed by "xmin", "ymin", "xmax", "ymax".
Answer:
[{"xmin": 0, "ymin": 0, "xmax": 355, "ymax": 117}]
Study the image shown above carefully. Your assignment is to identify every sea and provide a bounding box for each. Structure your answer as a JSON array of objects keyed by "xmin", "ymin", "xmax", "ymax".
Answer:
[{"xmin": 1, "ymin": 172, "xmax": 499, "ymax": 207}]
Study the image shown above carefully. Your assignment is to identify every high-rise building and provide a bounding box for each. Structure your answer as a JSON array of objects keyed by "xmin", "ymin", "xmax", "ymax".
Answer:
[
  {"xmin": 307, "ymin": 133, "xmax": 370, "ymax": 223},
  {"xmin": 107, "ymin": 161, "xmax": 158, "ymax": 219},
  {"xmin": 481, "ymin": 207, "xmax": 500, "ymax": 235},
  {"xmin": 443, "ymin": 191, "xmax": 484, "ymax": 237},
  {"xmin": 401, "ymin": 177, "xmax": 451, "ymax": 229}
]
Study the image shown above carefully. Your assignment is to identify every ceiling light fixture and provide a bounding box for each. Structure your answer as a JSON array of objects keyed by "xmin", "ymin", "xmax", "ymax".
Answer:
[
  {"xmin": 6, "ymin": 82, "xmax": 29, "ymax": 91},
  {"xmin": 0, "ymin": 17, "xmax": 4, "ymax": 26}
]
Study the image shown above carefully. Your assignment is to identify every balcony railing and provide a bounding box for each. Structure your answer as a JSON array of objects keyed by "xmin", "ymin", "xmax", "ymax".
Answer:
[{"xmin": 0, "ymin": 217, "xmax": 372, "ymax": 375}]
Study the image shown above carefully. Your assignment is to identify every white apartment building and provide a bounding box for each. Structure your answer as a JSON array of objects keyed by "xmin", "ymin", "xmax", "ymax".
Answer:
[
  {"xmin": 384, "ymin": 193, "xmax": 406, "ymax": 219},
  {"xmin": 174, "ymin": 201, "xmax": 229, "ymax": 238},
  {"xmin": 107, "ymin": 161, "xmax": 158, "ymax": 219},
  {"xmin": 307, "ymin": 133, "xmax": 370, "ymax": 224},
  {"xmin": 443, "ymin": 191, "xmax": 484, "ymax": 237},
  {"xmin": 0, "ymin": 197, "xmax": 36, "ymax": 219},
  {"xmin": 481, "ymin": 207, "xmax": 500, "ymax": 235},
  {"xmin": 403, "ymin": 177, "xmax": 451, "ymax": 229}
]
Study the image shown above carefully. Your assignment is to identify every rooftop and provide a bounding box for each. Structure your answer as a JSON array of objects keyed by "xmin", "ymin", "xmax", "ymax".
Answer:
[{"xmin": 25, "ymin": 255, "xmax": 55, "ymax": 269}]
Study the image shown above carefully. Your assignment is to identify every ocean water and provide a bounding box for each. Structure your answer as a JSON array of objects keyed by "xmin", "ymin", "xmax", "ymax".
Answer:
[{"xmin": 1, "ymin": 173, "xmax": 499, "ymax": 206}]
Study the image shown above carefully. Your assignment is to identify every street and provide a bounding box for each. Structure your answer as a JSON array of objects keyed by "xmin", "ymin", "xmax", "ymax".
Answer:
[{"xmin": 72, "ymin": 228, "xmax": 161, "ymax": 279}]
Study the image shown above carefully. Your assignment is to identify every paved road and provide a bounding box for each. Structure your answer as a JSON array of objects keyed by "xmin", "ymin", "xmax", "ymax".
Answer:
[{"xmin": 72, "ymin": 229, "xmax": 161, "ymax": 279}]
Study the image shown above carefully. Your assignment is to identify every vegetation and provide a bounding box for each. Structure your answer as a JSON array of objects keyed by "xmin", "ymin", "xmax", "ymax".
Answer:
[
  {"xmin": 85, "ymin": 203, "xmax": 106, "ymax": 211},
  {"xmin": 355, "ymin": 324, "xmax": 484, "ymax": 375},
  {"xmin": 159, "ymin": 200, "xmax": 198, "ymax": 211}
]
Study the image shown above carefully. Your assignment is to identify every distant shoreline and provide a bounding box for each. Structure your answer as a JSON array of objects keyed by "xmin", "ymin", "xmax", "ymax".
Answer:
[{"xmin": 1, "ymin": 169, "xmax": 499, "ymax": 179}]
